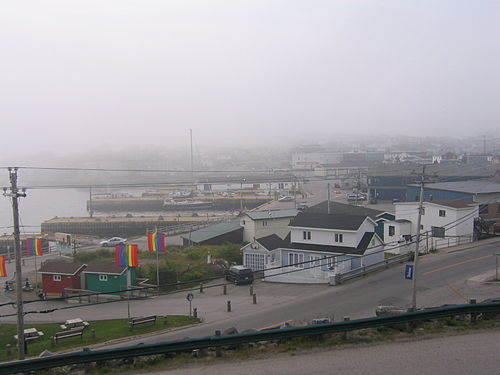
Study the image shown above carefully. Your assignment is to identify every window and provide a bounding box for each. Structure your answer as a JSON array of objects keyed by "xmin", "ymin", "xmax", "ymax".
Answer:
[
  {"xmin": 421, "ymin": 208, "xmax": 425, "ymax": 215},
  {"xmin": 288, "ymin": 253, "xmax": 304, "ymax": 268},
  {"xmin": 323, "ymin": 255, "xmax": 335, "ymax": 269},
  {"xmin": 262, "ymin": 220, "xmax": 268, "ymax": 227},
  {"xmin": 420, "ymin": 224, "xmax": 424, "ymax": 230},
  {"xmin": 99, "ymin": 274, "xmax": 108, "ymax": 282},
  {"xmin": 241, "ymin": 220, "xmax": 246, "ymax": 225},
  {"xmin": 431, "ymin": 226, "xmax": 445, "ymax": 238},
  {"xmin": 439, "ymin": 210, "xmax": 446, "ymax": 217},
  {"xmin": 303, "ymin": 231, "xmax": 311, "ymax": 240},
  {"xmin": 310, "ymin": 256, "xmax": 321, "ymax": 267},
  {"xmin": 388, "ymin": 225, "xmax": 395, "ymax": 236},
  {"xmin": 334, "ymin": 233, "xmax": 343, "ymax": 243},
  {"xmin": 53, "ymin": 275, "xmax": 61, "ymax": 282}
]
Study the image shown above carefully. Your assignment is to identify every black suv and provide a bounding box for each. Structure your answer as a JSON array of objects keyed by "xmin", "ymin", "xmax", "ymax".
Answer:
[{"xmin": 224, "ymin": 266, "xmax": 254, "ymax": 285}]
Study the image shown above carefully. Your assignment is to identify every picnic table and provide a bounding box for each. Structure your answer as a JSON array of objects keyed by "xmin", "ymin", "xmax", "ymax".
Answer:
[
  {"xmin": 14, "ymin": 328, "xmax": 44, "ymax": 342},
  {"xmin": 59, "ymin": 318, "xmax": 90, "ymax": 330}
]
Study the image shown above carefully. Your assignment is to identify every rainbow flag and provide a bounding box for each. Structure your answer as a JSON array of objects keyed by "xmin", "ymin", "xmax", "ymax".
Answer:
[
  {"xmin": 127, "ymin": 244, "xmax": 139, "ymax": 267},
  {"xmin": 0, "ymin": 256, "xmax": 6, "ymax": 277},
  {"xmin": 26, "ymin": 238, "xmax": 43, "ymax": 256},
  {"xmin": 115, "ymin": 244, "xmax": 139, "ymax": 267},
  {"xmin": 115, "ymin": 244, "xmax": 127, "ymax": 267},
  {"xmin": 148, "ymin": 232, "xmax": 166, "ymax": 252}
]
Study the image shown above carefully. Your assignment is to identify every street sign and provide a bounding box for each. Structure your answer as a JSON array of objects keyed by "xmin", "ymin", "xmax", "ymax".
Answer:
[
  {"xmin": 405, "ymin": 264, "xmax": 414, "ymax": 280},
  {"xmin": 186, "ymin": 292, "xmax": 194, "ymax": 302}
]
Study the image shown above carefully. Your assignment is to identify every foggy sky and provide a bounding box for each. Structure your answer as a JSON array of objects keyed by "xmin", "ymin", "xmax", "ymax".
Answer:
[{"xmin": 1, "ymin": 0, "xmax": 499, "ymax": 159}]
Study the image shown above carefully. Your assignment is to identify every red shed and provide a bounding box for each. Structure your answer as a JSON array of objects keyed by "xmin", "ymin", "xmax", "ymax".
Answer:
[{"xmin": 39, "ymin": 261, "xmax": 86, "ymax": 296}]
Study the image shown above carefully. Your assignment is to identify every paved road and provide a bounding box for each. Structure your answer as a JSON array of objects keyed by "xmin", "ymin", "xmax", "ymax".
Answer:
[
  {"xmin": 151, "ymin": 329, "xmax": 500, "ymax": 375},
  {"xmin": 1, "ymin": 234, "xmax": 498, "ymax": 352},
  {"xmin": 98, "ymin": 237, "xmax": 500, "ymax": 348}
]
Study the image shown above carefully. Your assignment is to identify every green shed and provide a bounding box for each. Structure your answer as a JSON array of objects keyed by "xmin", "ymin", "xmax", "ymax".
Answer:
[{"xmin": 82, "ymin": 261, "xmax": 136, "ymax": 294}]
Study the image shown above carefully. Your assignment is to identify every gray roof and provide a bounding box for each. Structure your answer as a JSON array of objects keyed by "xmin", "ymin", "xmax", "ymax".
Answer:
[
  {"xmin": 306, "ymin": 201, "xmax": 383, "ymax": 219},
  {"xmin": 245, "ymin": 209, "xmax": 298, "ymax": 220},
  {"xmin": 290, "ymin": 212, "xmax": 370, "ymax": 231},
  {"xmin": 411, "ymin": 180, "xmax": 500, "ymax": 194},
  {"xmin": 181, "ymin": 220, "xmax": 242, "ymax": 243},
  {"xmin": 84, "ymin": 262, "xmax": 127, "ymax": 275},
  {"xmin": 255, "ymin": 234, "xmax": 289, "ymax": 251},
  {"xmin": 368, "ymin": 164, "xmax": 499, "ymax": 178},
  {"xmin": 39, "ymin": 262, "xmax": 86, "ymax": 275}
]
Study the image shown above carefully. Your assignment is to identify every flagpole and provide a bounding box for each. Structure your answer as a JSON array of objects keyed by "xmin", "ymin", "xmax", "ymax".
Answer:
[
  {"xmin": 156, "ymin": 247, "xmax": 160, "ymax": 295},
  {"xmin": 34, "ymin": 253, "xmax": 38, "ymax": 292}
]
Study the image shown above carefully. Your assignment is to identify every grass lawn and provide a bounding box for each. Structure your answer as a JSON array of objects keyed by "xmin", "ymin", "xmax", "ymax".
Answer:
[{"xmin": 0, "ymin": 315, "xmax": 199, "ymax": 362}]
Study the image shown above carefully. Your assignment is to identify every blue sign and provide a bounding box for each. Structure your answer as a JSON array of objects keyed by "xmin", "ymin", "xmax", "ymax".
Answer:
[{"xmin": 405, "ymin": 265, "xmax": 414, "ymax": 280}]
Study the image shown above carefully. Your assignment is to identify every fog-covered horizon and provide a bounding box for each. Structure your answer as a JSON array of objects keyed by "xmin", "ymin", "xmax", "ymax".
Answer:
[{"xmin": 1, "ymin": 0, "xmax": 499, "ymax": 161}]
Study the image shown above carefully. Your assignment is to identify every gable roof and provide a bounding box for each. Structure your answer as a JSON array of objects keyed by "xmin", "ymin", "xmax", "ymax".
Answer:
[
  {"xmin": 290, "ymin": 212, "xmax": 372, "ymax": 231},
  {"xmin": 245, "ymin": 209, "xmax": 298, "ymax": 220},
  {"xmin": 285, "ymin": 232, "xmax": 377, "ymax": 255},
  {"xmin": 305, "ymin": 201, "xmax": 384, "ymax": 219},
  {"xmin": 180, "ymin": 220, "xmax": 242, "ymax": 243},
  {"xmin": 256, "ymin": 233, "xmax": 289, "ymax": 251},
  {"xmin": 84, "ymin": 262, "xmax": 127, "ymax": 275},
  {"xmin": 39, "ymin": 262, "xmax": 86, "ymax": 276}
]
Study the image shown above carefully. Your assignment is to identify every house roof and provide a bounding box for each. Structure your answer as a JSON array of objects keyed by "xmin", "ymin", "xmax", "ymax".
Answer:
[
  {"xmin": 39, "ymin": 262, "xmax": 86, "ymax": 275},
  {"xmin": 285, "ymin": 232, "xmax": 376, "ymax": 255},
  {"xmin": 180, "ymin": 220, "xmax": 242, "ymax": 244},
  {"xmin": 410, "ymin": 180, "xmax": 500, "ymax": 195},
  {"xmin": 256, "ymin": 233, "xmax": 289, "ymax": 251},
  {"xmin": 396, "ymin": 199, "xmax": 476, "ymax": 209},
  {"xmin": 84, "ymin": 262, "xmax": 127, "ymax": 275},
  {"xmin": 305, "ymin": 201, "xmax": 383, "ymax": 219},
  {"xmin": 245, "ymin": 209, "xmax": 298, "ymax": 220},
  {"xmin": 290, "ymin": 212, "xmax": 371, "ymax": 231}
]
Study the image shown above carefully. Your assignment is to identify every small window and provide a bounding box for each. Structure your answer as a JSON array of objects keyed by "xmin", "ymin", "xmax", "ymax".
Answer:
[
  {"xmin": 334, "ymin": 233, "xmax": 343, "ymax": 243},
  {"xmin": 99, "ymin": 274, "xmax": 108, "ymax": 282},
  {"xmin": 420, "ymin": 224, "xmax": 424, "ymax": 230},
  {"xmin": 303, "ymin": 231, "xmax": 311, "ymax": 240},
  {"xmin": 307, "ymin": 231, "xmax": 311, "ymax": 240},
  {"xmin": 53, "ymin": 275, "xmax": 61, "ymax": 282},
  {"xmin": 439, "ymin": 210, "xmax": 446, "ymax": 217},
  {"xmin": 241, "ymin": 220, "xmax": 246, "ymax": 225},
  {"xmin": 262, "ymin": 220, "xmax": 268, "ymax": 227},
  {"xmin": 421, "ymin": 208, "xmax": 425, "ymax": 215},
  {"xmin": 388, "ymin": 226, "xmax": 395, "ymax": 236}
]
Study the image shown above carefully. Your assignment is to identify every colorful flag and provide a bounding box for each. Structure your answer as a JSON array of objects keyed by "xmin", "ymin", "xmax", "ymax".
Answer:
[
  {"xmin": 0, "ymin": 256, "xmax": 6, "ymax": 277},
  {"xmin": 127, "ymin": 244, "xmax": 139, "ymax": 267},
  {"xmin": 26, "ymin": 238, "xmax": 43, "ymax": 256},
  {"xmin": 115, "ymin": 244, "xmax": 139, "ymax": 267},
  {"xmin": 115, "ymin": 244, "xmax": 127, "ymax": 267},
  {"xmin": 148, "ymin": 232, "xmax": 166, "ymax": 252}
]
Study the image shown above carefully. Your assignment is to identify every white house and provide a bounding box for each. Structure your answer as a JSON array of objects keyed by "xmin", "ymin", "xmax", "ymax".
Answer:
[
  {"xmin": 241, "ymin": 209, "xmax": 298, "ymax": 243},
  {"xmin": 242, "ymin": 212, "xmax": 384, "ymax": 284},
  {"xmin": 392, "ymin": 199, "xmax": 479, "ymax": 251}
]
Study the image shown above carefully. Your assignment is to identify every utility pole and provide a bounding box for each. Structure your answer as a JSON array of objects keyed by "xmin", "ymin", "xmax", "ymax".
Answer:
[
  {"xmin": 327, "ymin": 183, "xmax": 331, "ymax": 214},
  {"xmin": 411, "ymin": 164, "xmax": 430, "ymax": 311},
  {"xmin": 190, "ymin": 129, "xmax": 194, "ymax": 188},
  {"xmin": 4, "ymin": 167, "xmax": 26, "ymax": 359}
]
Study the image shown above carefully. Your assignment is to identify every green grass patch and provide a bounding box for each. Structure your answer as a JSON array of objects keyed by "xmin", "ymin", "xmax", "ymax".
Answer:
[
  {"xmin": 0, "ymin": 315, "xmax": 199, "ymax": 362},
  {"xmin": 74, "ymin": 244, "xmax": 242, "ymax": 292}
]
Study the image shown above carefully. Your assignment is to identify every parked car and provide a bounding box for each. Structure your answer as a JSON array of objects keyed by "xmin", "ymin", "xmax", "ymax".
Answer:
[
  {"xmin": 224, "ymin": 265, "xmax": 254, "ymax": 285},
  {"xmin": 99, "ymin": 237, "xmax": 127, "ymax": 247}
]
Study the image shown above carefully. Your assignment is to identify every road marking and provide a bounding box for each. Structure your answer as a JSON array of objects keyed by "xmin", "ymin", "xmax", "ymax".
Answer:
[
  {"xmin": 447, "ymin": 284, "xmax": 468, "ymax": 302},
  {"xmin": 423, "ymin": 255, "xmax": 492, "ymax": 276}
]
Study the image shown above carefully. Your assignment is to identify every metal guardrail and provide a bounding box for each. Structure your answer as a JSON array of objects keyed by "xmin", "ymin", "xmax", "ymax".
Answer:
[
  {"xmin": 0, "ymin": 302, "xmax": 499, "ymax": 374},
  {"xmin": 332, "ymin": 253, "xmax": 412, "ymax": 285}
]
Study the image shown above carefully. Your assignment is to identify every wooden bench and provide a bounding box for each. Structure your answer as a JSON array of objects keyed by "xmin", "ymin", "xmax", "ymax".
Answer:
[
  {"xmin": 52, "ymin": 327, "xmax": 84, "ymax": 343},
  {"xmin": 129, "ymin": 315, "xmax": 156, "ymax": 330}
]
